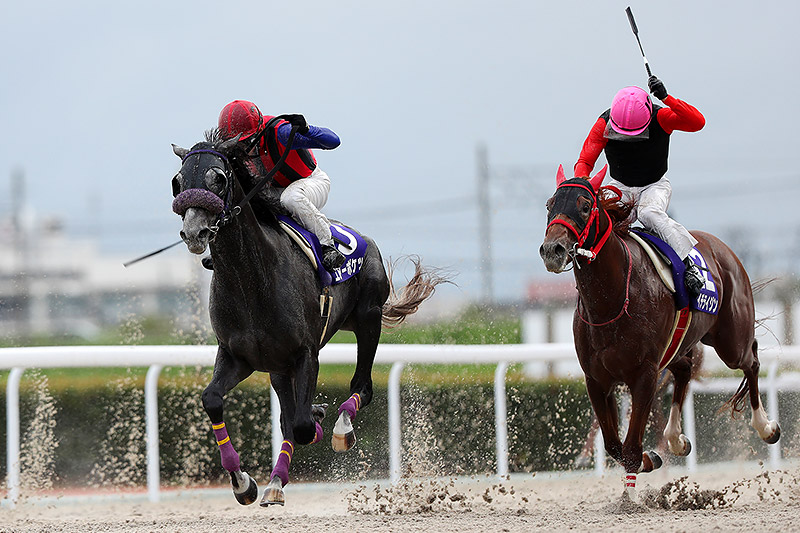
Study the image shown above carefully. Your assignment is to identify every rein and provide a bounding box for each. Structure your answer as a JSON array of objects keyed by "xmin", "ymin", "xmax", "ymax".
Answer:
[
  {"xmin": 123, "ymin": 120, "xmax": 299, "ymax": 268},
  {"xmin": 211, "ymin": 122, "xmax": 300, "ymax": 228},
  {"xmin": 577, "ymin": 236, "xmax": 633, "ymax": 327}
]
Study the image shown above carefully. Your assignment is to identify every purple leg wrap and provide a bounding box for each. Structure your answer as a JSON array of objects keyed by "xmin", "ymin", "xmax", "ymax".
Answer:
[
  {"xmin": 213, "ymin": 422, "xmax": 240, "ymax": 472},
  {"xmin": 271, "ymin": 440, "xmax": 294, "ymax": 486},
  {"xmin": 310, "ymin": 422, "xmax": 323, "ymax": 444},
  {"xmin": 338, "ymin": 393, "xmax": 361, "ymax": 420}
]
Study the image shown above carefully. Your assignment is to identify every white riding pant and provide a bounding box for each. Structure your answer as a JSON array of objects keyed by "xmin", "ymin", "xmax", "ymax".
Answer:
[
  {"xmin": 280, "ymin": 167, "xmax": 334, "ymax": 246},
  {"xmin": 609, "ymin": 176, "xmax": 698, "ymax": 259}
]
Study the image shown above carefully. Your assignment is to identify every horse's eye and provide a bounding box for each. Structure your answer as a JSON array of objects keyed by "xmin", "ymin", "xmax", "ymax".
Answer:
[
  {"xmin": 545, "ymin": 198, "xmax": 554, "ymax": 212},
  {"xmin": 171, "ymin": 174, "xmax": 182, "ymax": 197},
  {"xmin": 205, "ymin": 168, "xmax": 227, "ymax": 193}
]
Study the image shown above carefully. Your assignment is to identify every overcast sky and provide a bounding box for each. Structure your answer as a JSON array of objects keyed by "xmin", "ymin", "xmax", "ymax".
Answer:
[{"xmin": 1, "ymin": 1, "xmax": 798, "ymax": 303}]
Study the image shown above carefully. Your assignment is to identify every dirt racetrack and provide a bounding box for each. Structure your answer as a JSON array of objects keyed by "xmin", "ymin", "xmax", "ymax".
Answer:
[{"xmin": 1, "ymin": 461, "xmax": 798, "ymax": 533}]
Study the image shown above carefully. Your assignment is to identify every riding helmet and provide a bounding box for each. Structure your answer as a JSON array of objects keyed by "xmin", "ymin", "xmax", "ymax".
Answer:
[
  {"xmin": 218, "ymin": 100, "xmax": 263, "ymax": 140},
  {"xmin": 608, "ymin": 86, "xmax": 653, "ymax": 136}
]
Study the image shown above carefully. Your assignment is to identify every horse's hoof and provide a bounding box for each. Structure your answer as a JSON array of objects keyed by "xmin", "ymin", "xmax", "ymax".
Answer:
[
  {"xmin": 331, "ymin": 430, "xmax": 356, "ymax": 452},
  {"xmin": 231, "ymin": 470, "xmax": 258, "ymax": 506},
  {"xmin": 260, "ymin": 477, "xmax": 285, "ymax": 507},
  {"xmin": 641, "ymin": 451, "xmax": 662, "ymax": 472},
  {"xmin": 764, "ymin": 421, "xmax": 781, "ymax": 444},
  {"xmin": 312, "ymin": 403, "xmax": 328, "ymax": 424},
  {"xmin": 332, "ymin": 411, "xmax": 356, "ymax": 452},
  {"xmin": 671, "ymin": 435, "xmax": 692, "ymax": 457}
]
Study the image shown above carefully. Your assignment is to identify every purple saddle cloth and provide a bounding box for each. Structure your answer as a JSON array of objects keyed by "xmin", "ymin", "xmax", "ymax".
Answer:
[
  {"xmin": 277, "ymin": 215, "xmax": 368, "ymax": 287},
  {"xmin": 631, "ymin": 229, "xmax": 719, "ymax": 315}
]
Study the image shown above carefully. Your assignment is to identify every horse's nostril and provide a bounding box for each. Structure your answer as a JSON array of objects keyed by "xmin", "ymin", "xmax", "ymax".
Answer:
[{"xmin": 541, "ymin": 241, "xmax": 567, "ymax": 258}]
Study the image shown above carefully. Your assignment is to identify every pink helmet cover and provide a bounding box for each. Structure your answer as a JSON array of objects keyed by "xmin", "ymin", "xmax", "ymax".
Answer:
[{"xmin": 609, "ymin": 86, "xmax": 652, "ymax": 136}]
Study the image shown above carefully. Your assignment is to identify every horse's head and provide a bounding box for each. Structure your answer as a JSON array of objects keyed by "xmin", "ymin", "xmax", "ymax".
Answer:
[
  {"xmin": 171, "ymin": 133, "xmax": 240, "ymax": 254},
  {"xmin": 539, "ymin": 164, "xmax": 608, "ymax": 273}
]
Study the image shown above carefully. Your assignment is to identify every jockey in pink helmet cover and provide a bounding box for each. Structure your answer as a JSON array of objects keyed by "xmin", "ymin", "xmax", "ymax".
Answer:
[{"xmin": 574, "ymin": 76, "xmax": 706, "ymax": 297}]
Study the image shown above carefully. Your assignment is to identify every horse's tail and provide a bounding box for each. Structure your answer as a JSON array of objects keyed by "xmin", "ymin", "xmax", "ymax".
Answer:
[
  {"xmin": 719, "ymin": 377, "xmax": 750, "ymax": 417},
  {"xmin": 381, "ymin": 256, "xmax": 452, "ymax": 328}
]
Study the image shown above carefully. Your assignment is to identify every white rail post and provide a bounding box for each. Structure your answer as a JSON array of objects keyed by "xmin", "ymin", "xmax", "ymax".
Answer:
[
  {"xmin": 683, "ymin": 385, "xmax": 698, "ymax": 472},
  {"xmin": 388, "ymin": 362, "xmax": 405, "ymax": 484},
  {"xmin": 494, "ymin": 362, "xmax": 509, "ymax": 479},
  {"xmin": 145, "ymin": 364, "xmax": 163, "ymax": 503},
  {"xmin": 767, "ymin": 360, "xmax": 781, "ymax": 469},
  {"xmin": 271, "ymin": 386, "xmax": 281, "ymax": 468},
  {"xmin": 5, "ymin": 367, "xmax": 24, "ymax": 508},
  {"xmin": 593, "ymin": 423, "xmax": 605, "ymax": 476}
]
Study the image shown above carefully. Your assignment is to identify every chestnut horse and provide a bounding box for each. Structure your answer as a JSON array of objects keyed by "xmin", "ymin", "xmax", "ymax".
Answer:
[{"xmin": 539, "ymin": 166, "xmax": 780, "ymax": 497}]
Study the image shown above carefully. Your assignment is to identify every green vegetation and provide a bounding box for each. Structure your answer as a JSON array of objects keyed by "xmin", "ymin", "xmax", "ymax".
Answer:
[{"xmin": 0, "ymin": 306, "xmax": 523, "ymax": 391}]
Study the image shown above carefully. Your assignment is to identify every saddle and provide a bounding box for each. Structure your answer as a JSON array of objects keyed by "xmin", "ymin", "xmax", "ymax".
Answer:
[
  {"xmin": 629, "ymin": 228, "xmax": 719, "ymax": 315},
  {"xmin": 277, "ymin": 215, "xmax": 367, "ymax": 288}
]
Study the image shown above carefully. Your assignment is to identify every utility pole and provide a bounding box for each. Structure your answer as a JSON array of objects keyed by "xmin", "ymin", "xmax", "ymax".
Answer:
[
  {"xmin": 476, "ymin": 143, "xmax": 493, "ymax": 305},
  {"xmin": 11, "ymin": 168, "xmax": 29, "ymax": 336}
]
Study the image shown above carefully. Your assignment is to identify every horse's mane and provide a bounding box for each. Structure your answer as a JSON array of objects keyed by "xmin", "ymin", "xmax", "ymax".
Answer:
[
  {"xmin": 205, "ymin": 128, "xmax": 225, "ymax": 146},
  {"xmin": 598, "ymin": 186, "xmax": 634, "ymax": 235}
]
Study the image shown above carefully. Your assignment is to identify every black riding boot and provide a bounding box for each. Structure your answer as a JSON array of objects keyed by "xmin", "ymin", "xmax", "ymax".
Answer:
[
  {"xmin": 321, "ymin": 245, "xmax": 346, "ymax": 271},
  {"xmin": 683, "ymin": 257, "xmax": 704, "ymax": 297},
  {"xmin": 202, "ymin": 256, "xmax": 214, "ymax": 271}
]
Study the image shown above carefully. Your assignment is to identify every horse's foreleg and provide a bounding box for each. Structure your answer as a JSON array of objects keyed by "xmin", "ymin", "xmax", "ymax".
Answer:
[
  {"xmin": 262, "ymin": 353, "xmax": 323, "ymax": 508},
  {"xmin": 202, "ymin": 348, "xmax": 257, "ymax": 505},
  {"xmin": 622, "ymin": 371, "xmax": 661, "ymax": 500},
  {"xmin": 585, "ymin": 378, "xmax": 622, "ymax": 467},
  {"xmin": 663, "ymin": 352, "xmax": 693, "ymax": 456},
  {"xmin": 262, "ymin": 372, "xmax": 295, "ymax": 507},
  {"xmin": 333, "ymin": 305, "xmax": 380, "ymax": 452}
]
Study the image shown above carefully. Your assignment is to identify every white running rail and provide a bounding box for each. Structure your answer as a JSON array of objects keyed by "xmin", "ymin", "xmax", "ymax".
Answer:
[{"xmin": 1, "ymin": 343, "xmax": 799, "ymax": 507}]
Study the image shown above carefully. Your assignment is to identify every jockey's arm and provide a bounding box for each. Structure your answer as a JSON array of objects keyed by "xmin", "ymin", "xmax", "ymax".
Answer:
[
  {"xmin": 574, "ymin": 116, "xmax": 608, "ymax": 178},
  {"xmin": 276, "ymin": 123, "xmax": 341, "ymax": 150},
  {"xmin": 656, "ymin": 95, "xmax": 706, "ymax": 134}
]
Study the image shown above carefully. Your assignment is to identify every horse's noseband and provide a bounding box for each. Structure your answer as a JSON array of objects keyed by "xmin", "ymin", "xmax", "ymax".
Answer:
[{"xmin": 173, "ymin": 188, "xmax": 225, "ymax": 216}]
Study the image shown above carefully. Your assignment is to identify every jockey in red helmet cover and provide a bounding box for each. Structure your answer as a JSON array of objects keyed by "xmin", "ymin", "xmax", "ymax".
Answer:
[
  {"xmin": 218, "ymin": 100, "xmax": 345, "ymax": 271},
  {"xmin": 574, "ymin": 76, "xmax": 706, "ymax": 297}
]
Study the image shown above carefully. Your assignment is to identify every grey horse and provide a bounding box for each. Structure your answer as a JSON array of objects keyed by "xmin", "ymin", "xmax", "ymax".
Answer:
[{"xmin": 172, "ymin": 130, "xmax": 447, "ymax": 506}]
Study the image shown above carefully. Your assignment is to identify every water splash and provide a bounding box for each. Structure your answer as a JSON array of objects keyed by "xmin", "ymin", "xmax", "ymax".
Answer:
[{"xmin": 19, "ymin": 370, "xmax": 59, "ymax": 494}]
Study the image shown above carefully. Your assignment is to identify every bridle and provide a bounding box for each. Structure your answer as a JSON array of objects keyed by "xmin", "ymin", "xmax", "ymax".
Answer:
[
  {"xmin": 546, "ymin": 179, "xmax": 614, "ymax": 266},
  {"xmin": 125, "ymin": 123, "xmax": 301, "ymax": 268},
  {"xmin": 173, "ymin": 123, "xmax": 301, "ymax": 234},
  {"xmin": 546, "ymin": 179, "xmax": 632, "ymax": 326}
]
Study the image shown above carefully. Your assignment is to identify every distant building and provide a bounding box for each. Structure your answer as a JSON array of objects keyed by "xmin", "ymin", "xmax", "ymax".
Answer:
[{"xmin": 0, "ymin": 211, "xmax": 207, "ymax": 339}]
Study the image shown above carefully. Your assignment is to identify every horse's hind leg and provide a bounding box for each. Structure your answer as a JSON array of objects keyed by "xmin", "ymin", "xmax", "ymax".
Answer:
[
  {"xmin": 742, "ymin": 340, "xmax": 781, "ymax": 443},
  {"xmin": 663, "ymin": 347, "xmax": 696, "ymax": 456},
  {"xmin": 202, "ymin": 347, "xmax": 257, "ymax": 505},
  {"xmin": 332, "ymin": 304, "xmax": 381, "ymax": 452}
]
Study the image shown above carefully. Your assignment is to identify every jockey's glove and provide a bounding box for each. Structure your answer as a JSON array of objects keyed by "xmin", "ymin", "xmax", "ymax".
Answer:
[
  {"xmin": 648, "ymin": 76, "xmax": 668, "ymax": 100},
  {"xmin": 283, "ymin": 114, "xmax": 310, "ymax": 135}
]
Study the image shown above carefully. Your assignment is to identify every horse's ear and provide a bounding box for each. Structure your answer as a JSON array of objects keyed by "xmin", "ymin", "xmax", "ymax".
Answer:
[
  {"xmin": 556, "ymin": 164, "xmax": 567, "ymax": 185},
  {"xmin": 589, "ymin": 164, "xmax": 607, "ymax": 191},
  {"xmin": 172, "ymin": 144, "xmax": 189, "ymax": 159},
  {"xmin": 218, "ymin": 133, "xmax": 243, "ymax": 154}
]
